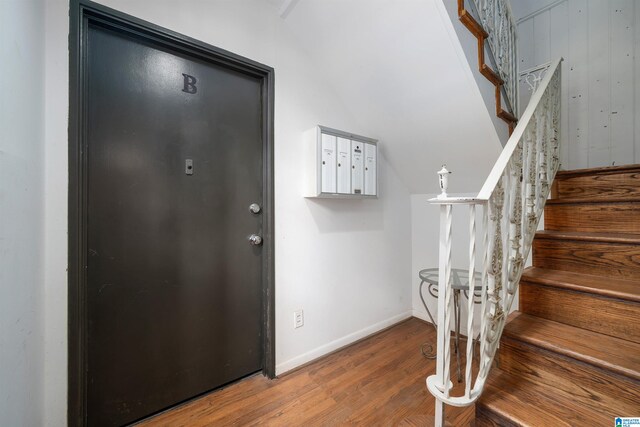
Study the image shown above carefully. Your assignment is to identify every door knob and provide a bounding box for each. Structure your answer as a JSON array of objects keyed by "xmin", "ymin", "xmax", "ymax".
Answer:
[
  {"xmin": 249, "ymin": 203, "xmax": 261, "ymax": 214},
  {"xmin": 248, "ymin": 234, "xmax": 263, "ymax": 246}
]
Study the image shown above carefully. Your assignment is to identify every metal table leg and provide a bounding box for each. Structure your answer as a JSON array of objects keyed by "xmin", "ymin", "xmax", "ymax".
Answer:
[
  {"xmin": 419, "ymin": 279, "xmax": 438, "ymax": 359},
  {"xmin": 454, "ymin": 290, "xmax": 462, "ymax": 383},
  {"xmin": 420, "ymin": 278, "xmax": 464, "ymax": 382}
]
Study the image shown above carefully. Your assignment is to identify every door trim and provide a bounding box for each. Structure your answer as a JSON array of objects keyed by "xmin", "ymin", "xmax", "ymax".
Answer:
[{"xmin": 68, "ymin": 1, "xmax": 275, "ymax": 424}]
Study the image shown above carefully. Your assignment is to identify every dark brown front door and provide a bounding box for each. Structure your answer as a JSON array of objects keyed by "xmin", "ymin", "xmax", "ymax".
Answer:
[{"xmin": 83, "ymin": 20, "xmax": 267, "ymax": 426}]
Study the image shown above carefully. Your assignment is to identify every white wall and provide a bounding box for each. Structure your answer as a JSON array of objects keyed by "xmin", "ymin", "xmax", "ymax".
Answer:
[
  {"xmin": 280, "ymin": 0, "xmax": 504, "ymax": 194},
  {"xmin": 0, "ymin": 0, "xmax": 46, "ymax": 425},
  {"xmin": 42, "ymin": 0, "xmax": 413, "ymax": 424},
  {"xmin": 276, "ymin": 1, "xmax": 504, "ymax": 340},
  {"xmin": 43, "ymin": 1, "xmax": 70, "ymax": 423},
  {"xmin": 513, "ymin": 0, "xmax": 640, "ymax": 169}
]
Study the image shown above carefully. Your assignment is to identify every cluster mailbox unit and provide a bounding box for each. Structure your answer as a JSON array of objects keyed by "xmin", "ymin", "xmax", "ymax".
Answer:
[{"xmin": 304, "ymin": 125, "xmax": 378, "ymax": 198}]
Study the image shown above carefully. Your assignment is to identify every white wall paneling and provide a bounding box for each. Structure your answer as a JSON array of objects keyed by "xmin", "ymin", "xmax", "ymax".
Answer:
[
  {"xmin": 567, "ymin": 0, "xmax": 589, "ymax": 168},
  {"xmin": 533, "ymin": 8, "xmax": 551, "ymax": 66},
  {"xmin": 513, "ymin": 0, "xmax": 640, "ymax": 169},
  {"xmin": 549, "ymin": 1, "xmax": 570, "ymax": 167},
  {"xmin": 610, "ymin": 0, "xmax": 635, "ymax": 163},
  {"xmin": 587, "ymin": 1, "xmax": 610, "ymax": 166},
  {"xmin": 518, "ymin": 18, "xmax": 535, "ymax": 71}
]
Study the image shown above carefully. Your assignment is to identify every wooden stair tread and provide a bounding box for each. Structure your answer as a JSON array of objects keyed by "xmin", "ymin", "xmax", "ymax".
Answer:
[
  {"xmin": 535, "ymin": 230, "xmax": 640, "ymax": 244},
  {"xmin": 555, "ymin": 163, "xmax": 640, "ymax": 178},
  {"xmin": 547, "ymin": 196, "xmax": 640, "ymax": 204},
  {"xmin": 544, "ymin": 201, "xmax": 640, "ymax": 233},
  {"xmin": 503, "ymin": 313, "xmax": 640, "ymax": 382},
  {"xmin": 480, "ymin": 369, "xmax": 611, "ymax": 426},
  {"xmin": 533, "ymin": 231, "xmax": 640, "ymax": 279},
  {"xmin": 552, "ymin": 164, "xmax": 640, "ymax": 200},
  {"xmin": 521, "ymin": 267, "xmax": 640, "ymax": 303}
]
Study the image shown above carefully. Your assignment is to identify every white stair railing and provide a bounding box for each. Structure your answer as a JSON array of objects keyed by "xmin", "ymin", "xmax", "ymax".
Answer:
[
  {"xmin": 426, "ymin": 58, "xmax": 562, "ymax": 427},
  {"xmin": 472, "ymin": 0, "xmax": 519, "ymax": 116}
]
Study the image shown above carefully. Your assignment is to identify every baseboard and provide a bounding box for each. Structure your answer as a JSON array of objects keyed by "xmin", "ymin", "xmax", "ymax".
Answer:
[
  {"xmin": 275, "ymin": 310, "xmax": 413, "ymax": 376},
  {"xmin": 412, "ymin": 308, "xmax": 435, "ymax": 325},
  {"xmin": 412, "ymin": 308, "xmax": 469, "ymax": 337}
]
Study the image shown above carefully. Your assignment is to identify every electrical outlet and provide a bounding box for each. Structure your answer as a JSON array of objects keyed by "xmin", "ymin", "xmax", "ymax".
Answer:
[{"xmin": 294, "ymin": 309, "xmax": 304, "ymax": 329}]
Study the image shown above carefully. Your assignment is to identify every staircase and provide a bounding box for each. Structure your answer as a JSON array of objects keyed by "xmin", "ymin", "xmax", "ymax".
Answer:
[
  {"xmin": 457, "ymin": 0, "xmax": 518, "ymax": 134},
  {"xmin": 476, "ymin": 164, "xmax": 640, "ymax": 425}
]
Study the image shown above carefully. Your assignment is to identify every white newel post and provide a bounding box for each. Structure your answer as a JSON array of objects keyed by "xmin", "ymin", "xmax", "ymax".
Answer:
[
  {"xmin": 434, "ymin": 201, "xmax": 452, "ymax": 427},
  {"xmin": 435, "ymin": 164, "xmax": 453, "ymax": 427}
]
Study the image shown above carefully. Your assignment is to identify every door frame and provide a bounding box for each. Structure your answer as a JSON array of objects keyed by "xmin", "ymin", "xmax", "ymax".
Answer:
[{"xmin": 68, "ymin": 1, "xmax": 275, "ymax": 424}]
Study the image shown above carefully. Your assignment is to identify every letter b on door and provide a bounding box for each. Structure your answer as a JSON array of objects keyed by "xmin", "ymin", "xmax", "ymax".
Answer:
[{"xmin": 182, "ymin": 73, "xmax": 197, "ymax": 94}]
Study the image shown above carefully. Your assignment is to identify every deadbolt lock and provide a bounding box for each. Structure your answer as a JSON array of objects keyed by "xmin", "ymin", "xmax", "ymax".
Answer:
[
  {"xmin": 249, "ymin": 203, "xmax": 261, "ymax": 214},
  {"xmin": 248, "ymin": 234, "xmax": 263, "ymax": 246}
]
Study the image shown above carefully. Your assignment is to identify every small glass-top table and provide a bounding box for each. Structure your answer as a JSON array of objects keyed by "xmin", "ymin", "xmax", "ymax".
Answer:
[{"xmin": 418, "ymin": 267, "xmax": 482, "ymax": 382}]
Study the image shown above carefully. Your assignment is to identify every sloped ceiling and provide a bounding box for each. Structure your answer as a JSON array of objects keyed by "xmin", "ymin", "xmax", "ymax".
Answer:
[{"xmin": 267, "ymin": 0, "xmax": 502, "ymax": 194}]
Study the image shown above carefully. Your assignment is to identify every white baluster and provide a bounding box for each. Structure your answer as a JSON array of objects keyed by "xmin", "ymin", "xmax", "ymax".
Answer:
[
  {"xmin": 434, "ymin": 202, "xmax": 453, "ymax": 427},
  {"xmin": 443, "ymin": 203, "xmax": 453, "ymax": 399},
  {"xmin": 465, "ymin": 205, "xmax": 476, "ymax": 398},
  {"xmin": 477, "ymin": 204, "xmax": 489, "ymax": 391}
]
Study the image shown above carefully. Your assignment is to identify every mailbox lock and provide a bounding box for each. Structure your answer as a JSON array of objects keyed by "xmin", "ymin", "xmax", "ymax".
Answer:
[{"xmin": 249, "ymin": 203, "xmax": 261, "ymax": 214}]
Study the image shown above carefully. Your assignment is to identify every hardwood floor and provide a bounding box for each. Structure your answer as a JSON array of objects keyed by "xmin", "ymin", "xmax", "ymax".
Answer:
[{"xmin": 138, "ymin": 318, "xmax": 474, "ymax": 426}]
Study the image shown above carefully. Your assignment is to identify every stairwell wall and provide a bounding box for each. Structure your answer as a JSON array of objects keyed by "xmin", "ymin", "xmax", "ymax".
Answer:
[
  {"xmin": 512, "ymin": 0, "xmax": 640, "ymax": 169},
  {"xmin": 0, "ymin": 1, "xmax": 46, "ymax": 425}
]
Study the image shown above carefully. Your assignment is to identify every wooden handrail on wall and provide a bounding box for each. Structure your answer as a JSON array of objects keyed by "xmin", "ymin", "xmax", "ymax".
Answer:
[{"xmin": 458, "ymin": 0, "xmax": 517, "ymax": 134}]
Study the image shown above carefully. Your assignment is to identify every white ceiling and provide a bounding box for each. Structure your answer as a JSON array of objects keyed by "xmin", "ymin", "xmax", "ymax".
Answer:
[{"xmin": 265, "ymin": 0, "xmax": 502, "ymax": 194}]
